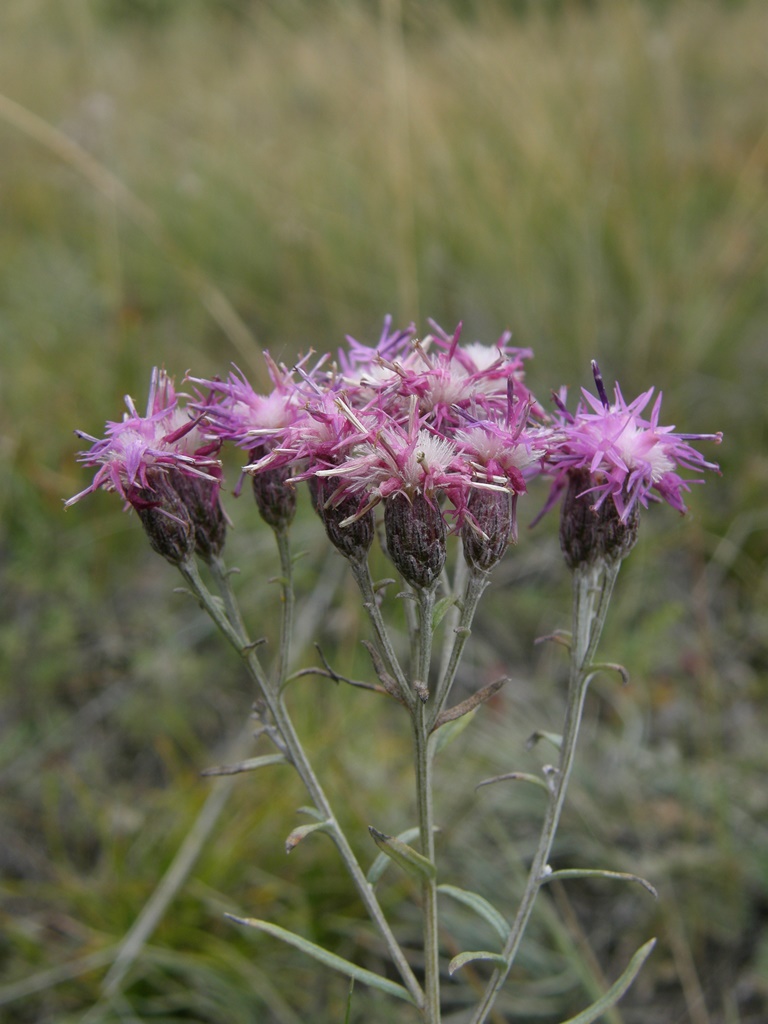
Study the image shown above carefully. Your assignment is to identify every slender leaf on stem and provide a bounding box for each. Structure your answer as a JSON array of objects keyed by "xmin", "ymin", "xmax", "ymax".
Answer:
[
  {"xmin": 449, "ymin": 950, "xmax": 508, "ymax": 977},
  {"xmin": 226, "ymin": 917, "xmax": 418, "ymax": 1004},
  {"xmin": 534, "ymin": 630, "xmax": 572, "ymax": 650},
  {"xmin": 432, "ymin": 677, "xmax": 508, "ymax": 731},
  {"xmin": 200, "ymin": 753, "xmax": 287, "ymax": 777},
  {"xmin": 541, "ymin": 868, "xmax": 658, "ymax": 899},
  {"xmin": 437, "ymin": 885, "xmax": 510, "ymax": 945},
  {"xmin": 526, "ymin": 730, "xmax": 563, "ymax": 752},
  {"xmin": 368, "ymin": 827, "xmax": 436, "ymax": 881},
  {"xmin": 429, "ymin": 707, "xmax": 478, "ymax": 757},
  {"xmin": 285, "ymin": 820, "xmax": 332, "ymax": 854},
  {"xmin": 475, "ymin": 771, "xmax": 550, "ymax": 793},
  {"xmin": 586, "ymin": 662, "xmax": 630, "ymax": 686},
  {"xmin": 368, "ymin": 826, "xmax": 422, "ymax": 885},
  {"xmin": 432, "ymin": 595, "xmax": 457, "ymax": 629},
  {"xmin": 297, "ymin": 805, "xmax": 326, "ymax": 821},
  {"xmin": 555, "ymin": 938, "xmax": 657, "ymax": 1024}
]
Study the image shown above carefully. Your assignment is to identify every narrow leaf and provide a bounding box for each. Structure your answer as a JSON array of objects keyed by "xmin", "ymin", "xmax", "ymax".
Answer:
[
  {"xmin": 285, "ymin": 820, "xmax": 332, "ymax": 854},
  {"xmin": 368, "ymin": 827, "xmax": 436, "ymax": 881},
  {"xmin": 297, "ymin": 806, "xmax": 326, "ymax": 821},
  {"xmin": 476, "ymin": 771, "xmax": 549, "ymax": 793},
  {"xmin": 432, "ymin": 678, "xmax": 508, "ymax": 731},
  {"xmin": 556, "ymin": 938, "xmax": 656, "ymax": 1024},
  {"xmin": 226, "ymin": 916, "xmax": 416, "ymax": 1004},
  {"xmin": 586, "ymin": 661, "xmax": 630, "ymax": 686},
  {"xmin": 361, "ymin": 640, "xmax": 408, "ymax": 705},
  {"xmin": 200, "ymin": 753, "xmax": 286, "ymax": 777},
  {"xmin": 526, "ymin": 730, "xmax": 563, "ymax": 752},
  {"xmin": 367, "ymin": 826, "xmax": 421, "ymax": 885},
  {"xmin": 448, "ymin": 950, "xmax": 508, "ymax": 976},
  {"xmin": 432, "ymin": 595, "xmax": 457, "ymax": 629},
  {"xmin": 541, "ymin": 868, "xmax": 658, "ymax": 899},
  {"xmin": 437, "ymin": 884, "xmax": 510, "ymax": 944},
  {"xmin": 430, "ymin": 708, "xmax": 478, "ymax": 756},
  {"xmin": 535, "ymin": 630, "xmax": 572, "ymax": 649}
]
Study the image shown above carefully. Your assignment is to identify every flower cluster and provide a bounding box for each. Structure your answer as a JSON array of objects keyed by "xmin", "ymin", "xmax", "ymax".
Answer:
[{"xmin": 68, "ymin": 322, "xmax": 722, "ymax": 577}]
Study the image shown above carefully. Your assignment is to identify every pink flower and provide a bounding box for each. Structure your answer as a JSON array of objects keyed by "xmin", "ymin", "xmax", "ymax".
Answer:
[
  {"xmin": 337, "ymin": 321, "xmax": 544, "ymax": 434},
  {"xmin": 188, "ymin": 354, "xmax": 307, "ymax": 451},
  {"xmin": 66, "ymin": 368, "xmax": 226, "ymax": 563},
  {"xmin": 316, "ymin": 399, "xmax": 472, "ymax": 525},
  {"xmin": 453, "ymin": 386, "xmax": 549, "ymax": 495},
  {"xmin": 545, "ymin": 362, "xmax": 722, "ymax": 523},
  {"xmin": 66, "ymin": 368, "xmax": 221, "ymax": 510},
  {"xmin": 338, "ymin": 315, "xmax": 417, "ymax": 385}
]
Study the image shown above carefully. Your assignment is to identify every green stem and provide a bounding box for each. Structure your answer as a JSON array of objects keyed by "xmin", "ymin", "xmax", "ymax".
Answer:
[
  {"xmin": 348, "ymin": 556, "xmax": 413, "ymax": 708},
  {"xmin": 414, "ymin": 584, "xmax": 441, "ymax": 1023},
  {"xmin": 274, "ymin": 526, "xmax": 295, "ymax": 687},
  {"xmin": 209, "ymin": 554, "xmax": 249, "ymax": 639},
  {"xmin": 468, "ymin": 558, "xmax": 622, "ymax": 1024},
  {"xmin": 178, "ymin": 557, "xmax": 425, "ymax": 1010},
  {"xmin": 415, "ymin": 703, "xmax": 440, "ymax": 1023},
  {"xmin": 428, "ymin": 567, "xmax": 489, "ymax": 731},
  {"xmin": 437, "ymin": 550, "xmax": 468, "ymax": 682}
]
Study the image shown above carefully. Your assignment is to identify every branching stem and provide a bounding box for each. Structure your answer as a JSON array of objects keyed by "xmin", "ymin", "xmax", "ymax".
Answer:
[
  {"xmin": 178, "ymin": 556, "xmax": 425, "ymax": 1010},
  {"xmin": 468, "ymin": 558, "xmax": 622, "ymax": 1024}
]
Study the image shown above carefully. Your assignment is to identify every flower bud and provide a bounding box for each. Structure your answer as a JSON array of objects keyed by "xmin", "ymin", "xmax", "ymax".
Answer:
[
  {"xmin": 560, "ymin": 469, "xmax": 640, "ymax": 569},
  {"xmin": 462, "ymin": 489, "xmax": 517, "ymax": 573},
  {"xmin": 308, "ymin": 476, "xmax": 374, "ymax": 561},
  {"xmin": 168, "ymin": 468, "xmax": 227, "ymax": 562},
  {"xmin": 130, "ymin": 475, "xmax": 196, "ymax": 566},
  {"xmin": 249, "ymin": 445, "xmax": 296, "ymax": 531},
  {"xmin": 384, "ymin": 491, "xmax": 446, "ymax": 590}
]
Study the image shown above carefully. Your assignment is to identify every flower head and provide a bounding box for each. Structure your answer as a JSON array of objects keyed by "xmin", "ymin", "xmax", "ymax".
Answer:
[
  {"xmin": 66, "ymin": 368, "xmax": 221, "ymax": 507},
  {"xmin": 188, "ymin": 354, "xmax": 305, "ymax": 451},
  {"xmin": 315, "ymin": 399, "xmax": 471, "ymax": 525},
  {"xmin": 547, "ymin": 361, "xmax": 722, "ymax": 524},
  {"xmin": 66, "ymin": 368, "xmax": 225, "ymax": 563}
]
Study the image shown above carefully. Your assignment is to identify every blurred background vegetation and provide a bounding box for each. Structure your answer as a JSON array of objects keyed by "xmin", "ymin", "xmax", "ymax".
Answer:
[{"xmin": 1, "ymin": 0, "xmax": 766, "ymax": 1020}]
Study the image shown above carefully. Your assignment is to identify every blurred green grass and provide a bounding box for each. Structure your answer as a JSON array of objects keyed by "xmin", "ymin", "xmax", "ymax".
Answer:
[{"xmin": 1, "ymin": 0, "xmax": 767, "ymax": 1021}]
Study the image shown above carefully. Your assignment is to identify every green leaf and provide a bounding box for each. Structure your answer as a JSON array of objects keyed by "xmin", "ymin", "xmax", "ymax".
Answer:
[
  {"xmin": 432, "ymin": 595, "xmax": 456, "ymax": 629},
  {"xmin": 475, "ymin": 770, "xmax": 550, "ymax": 793},
  {"xmin": 556, "ymin": 938, "xmax": 657, "ymax": 1024},
  {"xmin": 285, "ymin": 820, "xmax": 332, "ymax": 854},
  {"xmin": 432, "ymin": 678, "xmax": 507, "ymax": 732},
  {"xmin": 368, "ymin": 827, "xmax": 436, "ymax": 881},
  {"xmin": 448, "ymin": 950, "xmax": 508, "ymax": 976},
  {"xmin": 367, "ymin": 826, "xmax": 421, "ymax": 885},
  {"xmin": 226, "ymin": 916, "xmax": 417, "ymax": 1005},
  {"xmin": 430, "ymin": 707, "xmax": 478, "ymax": 756},
  {"xmin": 437, "ymin": 884, "xmax": 510, "ymax": 944},
  {"xmin": 526, "ymin": 730, "xmax": 563, "ymax": 752},
  {"xmin": 297, "ymin": 805, "xmax": 326, "ymax": 821},
  {"xmin": 200, "ymin": 753, "xmax": 287, "ymax": 777},
  {"xmin": 541, "ymin": 867, "xmax": 658, "ymax": 899}
]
